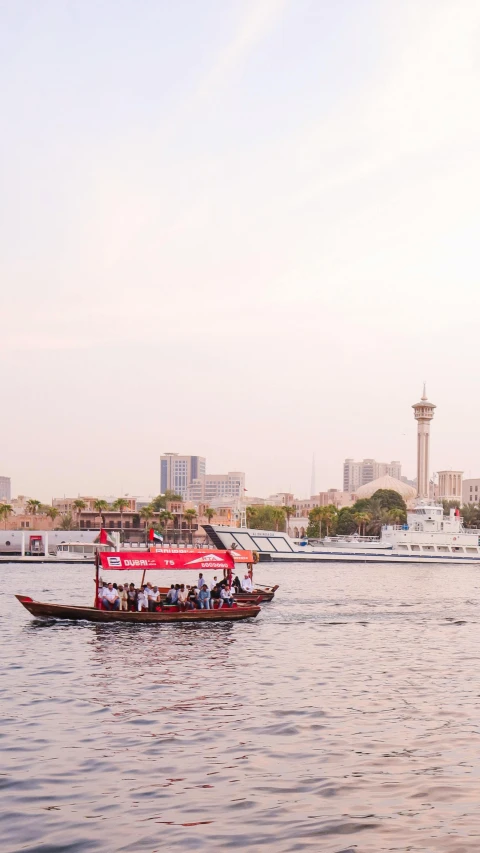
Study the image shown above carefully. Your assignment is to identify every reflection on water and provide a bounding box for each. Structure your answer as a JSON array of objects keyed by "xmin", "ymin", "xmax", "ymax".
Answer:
[{"xmin": 2, "ymin": 561, "xmax": 480, "ymax": 851}]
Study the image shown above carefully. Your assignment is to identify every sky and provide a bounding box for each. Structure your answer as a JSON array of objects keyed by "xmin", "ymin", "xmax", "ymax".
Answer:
[{"xmin": 1, "ymin": 0, "xmax": 480, "ymax": 502}]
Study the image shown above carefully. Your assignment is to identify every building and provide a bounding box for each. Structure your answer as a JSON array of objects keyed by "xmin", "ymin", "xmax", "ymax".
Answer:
[
  {"xmin": 186, "ymin": 472, "xmax": 245, "ymax": 502},
  {"xmin": 52, "ymin": 496, "xmax": 137, "ymax": 513},
  {"xmin": 160, "ymin": 454, "xmax": 206, "ymax": 499},
  {"xmin": 343, "ymin": 459, "xmax": 402, "ymax": 491},
  {"xmin": 355, "ymin": 474, "xmax": 417, "ymax": 504},
  {"xmin": 0, "ymin": 476, "xmax": 11, "ymax": 501},
  {"xmin": 294, "ymin": 491, "xmax": 357, "ymax": 517},
  {"xmin": 412, "ymin": 385, "xmax": 436, "ymax": 499},
  {"xmin": 437, "ymin": 471, "xmax": 463, "ymax": 503},
  {"xmin": 462, "ymin": 479, "xmax": 480, "ymax": 505}
]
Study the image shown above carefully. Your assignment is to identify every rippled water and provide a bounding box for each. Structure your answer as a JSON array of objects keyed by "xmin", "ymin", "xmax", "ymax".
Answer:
[{"xmin": 2, "ymin": 561, "xmax": 480, "ymax": 852}]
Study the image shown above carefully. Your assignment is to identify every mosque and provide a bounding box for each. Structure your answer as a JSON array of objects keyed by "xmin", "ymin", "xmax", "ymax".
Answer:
[{"xmin": 355, "ymin": 386, "xmax": 439, "ymax": 506}]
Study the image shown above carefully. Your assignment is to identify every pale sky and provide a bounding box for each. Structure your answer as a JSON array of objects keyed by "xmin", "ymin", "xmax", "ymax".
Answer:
[{"xmin": 1, "ymin": 0, "xmax": 480, "ymax": 502}]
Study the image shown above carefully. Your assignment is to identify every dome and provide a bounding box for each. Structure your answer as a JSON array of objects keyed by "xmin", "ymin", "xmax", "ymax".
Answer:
[{"xmin": 355, "ymin": 474, "xmax": 417, "ymax": 501}]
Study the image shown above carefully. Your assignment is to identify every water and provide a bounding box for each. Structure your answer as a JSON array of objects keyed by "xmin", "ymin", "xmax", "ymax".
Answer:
[{"xmin": 2, "ymin": 561, "xmax": 480, "ymax": 852}]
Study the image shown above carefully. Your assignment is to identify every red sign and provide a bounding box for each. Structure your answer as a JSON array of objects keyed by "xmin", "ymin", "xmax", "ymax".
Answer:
[{"xmin": 98, "ymin": 549, "xmax": 252, "ymax": 572}]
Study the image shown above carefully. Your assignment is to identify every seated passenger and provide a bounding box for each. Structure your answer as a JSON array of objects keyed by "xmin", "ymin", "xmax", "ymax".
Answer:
[
  {"xmin": 166, "ymin": 584, "xmax": 178, "ymax": 605},
  {"xmin": 232, "ymin": 575, "xmax": 242, "ymax": 594},
  {"xmin": 241, "ymin": 574, "xmax": 253, "ymax": 593},
  {"xmin": 127, "ymin": 583, "xmax": 137, "ymax": 611},
  {"xmin": 136, "ymin": 586, "xmax": 148, "ymax": 612},
  {"xmin": 118, "ymin": 584, "xmax": 128, "ymax": 611},
  {"xmin": 146, "ymin": 584, "xmax": 159, "ymax": 612},
  {"xmin": 102, "ymin": 582, "xmax": 120, "ymax": 611},
  {"xmin": 197, "ymin": 584, "xmax": 211, "ymax": 610},
  {"xmin": 177, "ymin": 584, "xmax": 188, "ymax": 610},
  {"xmin": 218, "ymin": 584, "xmax": 234, "ymax": 608},
  {"xmin": 187, "ymin": 585, "xmax": 197, "ymax": 608}
]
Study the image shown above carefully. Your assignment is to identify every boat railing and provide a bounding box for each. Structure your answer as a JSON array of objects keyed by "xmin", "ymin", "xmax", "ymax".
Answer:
[{"xmin": 316, "ymin": 535, "xmax": 380, "ymax": 544}]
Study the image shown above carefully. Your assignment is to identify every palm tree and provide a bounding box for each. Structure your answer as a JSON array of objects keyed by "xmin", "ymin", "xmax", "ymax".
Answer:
[
  {"xmin": 0, "ymin": 503, "xmax": 12, "ymax": 529},
  {"xmin": 112, "ymin": 498, "xmax": 129, "ymax": 530},
  {"xmin": 58, "ymin": 512, "xmax": 75, "ymax": 530},
  {"xmin": 322, "ymin": 505, "xmax": 338, "ymax": 536},
  {"xmin": 353, "ymin": 511, "xmax": 371, "ymax": 536},
  {"xmin": 282, "ymin": 505, "xmax": 296, "ymax": 536},
  {"xmin": 73, "ymin": 499, "xmax": 86, "ymax": 530},
  {"xmin": 184, "ymin": 508, "xmax": 197, "ymax": 543},
  {"xmin": 158, "ymin": 510, "xmax": 174, "ymax": 539},
  {"xmin": 204, "ymin": 507, "xmax": 215, "ymax": 522},
  {"xmin": 26, "ymin": 499, "xmax": 42, "ymax": 515},
  {"xmin": 309, "ymin": 506, "xmax": 325, "ymax": 538},
  {"xmin": 93, "ymin": 499, "xmax": 109, "ymax": 528},
  {"xmin": 140, "ymin": 505, "xmax": 154, "ymax": 529},
  {"xmin": 45, "ymin": 507, "xmax": 60, "ymax": 526}
]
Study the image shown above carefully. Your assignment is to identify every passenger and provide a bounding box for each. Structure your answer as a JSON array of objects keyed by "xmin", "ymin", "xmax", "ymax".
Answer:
[
  {"xmin": 218, "ymin": 584, "xmax": 234, "ymax": 608},
  {"xmin": 118, "ymin": 584, "xmax": 128, "ymax": 611},
  {"xmin": 197, "ymin": 572, "xmax": 206, "ymax": 590},
  {"xmin": 102, "ymin": 582, "xmax": 120, "ymax": 611},
  {"xmin": 241, "ymin": 574, "xmax": 253, "ymax": 593},
  {"xmin": 197, "ymin": 584, "xmax": 211, "ymax": 610},
  {"xmin": 112, "ymin": 582, "xmax": 118, "ymax": 590},
  {"xmin": 166, "ymin": 584, "xmax": 177, "ymax": 605},
  {"xmin": 187, "ymin": 585, "xmax": 197, "ymax": 608},
  {"xmin": 127, "ymin": 583, "xmax": 137, "ymax": 611},
  {"xmin": 232, "ymin": 575, "xmax": 242, "ymax": 594},
  {"xmin": 210, "ymin": 576, "xmax": 220, "ymax": 599},
  {"xmin": 177, "ymin": 584, "xmax": 188, "ymax": 610},
  {"xmin": 136, "ymin": 586, "xmax": 148, "ymax": 612},
  {"xmin": 146, "ymin": 584, "xmax": 158, "ymax": 612}
]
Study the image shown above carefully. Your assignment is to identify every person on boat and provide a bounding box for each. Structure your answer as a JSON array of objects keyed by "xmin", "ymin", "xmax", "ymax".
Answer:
[
  {"xmin": 147, "ymin": 586, "xmax": 160, "ymax": 612},
  {"xmin": 118, "ymin": 584, "xmax": 128, "ymax": 611},
  {"xmin": 197, "ymin": 573, "xmax": 206, "ymax": 590},
  {"xmin": 166, "ymin": 584, "xmax": 178, "ymax": 605},
  {"xmin": 145, "ymin": 584, "xmax": 158, "ymax": 612},
  {"xmin": 232, "ymin": 575, "xmax": 242, "ymax": 594},
  {"xmin": 177, "ymin": 584, "xmax": 188, "ymax": 610},
  {"xmin": 187, "ymin": 585, "xmax": 197, "ymax": 608},
  {"xmin": 241, "ymin": 574, "xmax": 253, "ymax": 593},
  {"xmin": 218, "ymin": 584, "xmax": 234, "ymax": 608},
  {"xmin": 102, "ymin": 583, "xmax": 120, "ymax": 611},
  {"xmin": 136, "ymin": 586, "xmax": 148, "ymax": 612},
  {"xmin": 127, "ymin": 583, "xmax": 137, "ymax": 611},
  {"xmin": 197, "ymin": 584, "xmax": 211, "ymax": 609}
]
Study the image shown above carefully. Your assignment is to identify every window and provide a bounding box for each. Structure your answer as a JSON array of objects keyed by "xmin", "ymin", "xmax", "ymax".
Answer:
[
  {"xmin": 437, "ymin": 546, "xmax": 449, "ymax": 552},
  {"xmin": 410, "ymin": 544, "xmax": 420, "ymax": 551},
  {"xmin": 466, "ymin": 547, "xmax": 477, "ymax": 554},
  {"xmin": 422, "ymin": 546, "xmax": 435, "ymax": 551}
]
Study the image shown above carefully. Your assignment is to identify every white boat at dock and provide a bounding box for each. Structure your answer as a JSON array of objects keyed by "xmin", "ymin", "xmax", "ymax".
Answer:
[{"xmin": 205, "ymin": 503, "xmax": 480, "ymax": 564}]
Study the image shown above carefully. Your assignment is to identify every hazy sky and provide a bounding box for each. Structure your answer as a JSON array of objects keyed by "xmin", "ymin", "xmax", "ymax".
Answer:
[{"xmin": 2, "ymin": 0, "xmax": 480, "ymax": 502}]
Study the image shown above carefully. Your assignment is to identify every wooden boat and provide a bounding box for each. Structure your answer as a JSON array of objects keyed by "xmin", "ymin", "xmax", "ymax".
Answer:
[
  {"xmin": 15, "ymin": 546, "xmax": 262, "ymax": 624},
  {"xmin": 15, "ymin": 595, "xmax": 260, "ymax": 623}
]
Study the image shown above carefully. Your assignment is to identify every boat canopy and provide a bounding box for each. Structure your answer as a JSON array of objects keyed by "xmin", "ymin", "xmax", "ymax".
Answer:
[{"xmin": 98, "ymin": 549, "xmax": 253, "ymax": 571}]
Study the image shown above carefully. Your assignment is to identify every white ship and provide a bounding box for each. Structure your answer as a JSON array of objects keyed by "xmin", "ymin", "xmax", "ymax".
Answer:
[{"xmin": 205, "ymin": 503, "xmax": 480, "ymax": 564}]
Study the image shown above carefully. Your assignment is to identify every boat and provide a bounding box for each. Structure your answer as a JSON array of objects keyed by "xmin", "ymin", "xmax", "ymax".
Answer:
[
  {"xmin": 55, "ymin": 542, "xmax": 111, "ymax": 561},
  {"xmin": 15, "ymin": 548, "xmax": 261, "ymax": 622},
  {"xmin": 204, "ymin": 503, "xmax": 480, "ymax": 564}
]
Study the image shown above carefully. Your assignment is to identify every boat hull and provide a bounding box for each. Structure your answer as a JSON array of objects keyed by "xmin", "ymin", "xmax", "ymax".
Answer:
[{"xmin": 15, "ymin": 595, "xmax": 261, "ymax": 623}]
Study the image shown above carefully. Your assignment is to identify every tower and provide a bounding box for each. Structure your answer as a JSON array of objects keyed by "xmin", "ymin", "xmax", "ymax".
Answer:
[{"xmin": 412, "ymin": 385, "xmax": 436, "ymax": 499}]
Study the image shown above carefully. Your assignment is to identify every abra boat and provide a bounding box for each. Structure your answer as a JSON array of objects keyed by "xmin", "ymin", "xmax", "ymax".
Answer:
[
  {"xmin": 15, "ymin": 549, "xmax": 261, "ymax": 623},
  {"xmin": 205, "ymin": 504, "xmax": 480, "ymax": 565}
]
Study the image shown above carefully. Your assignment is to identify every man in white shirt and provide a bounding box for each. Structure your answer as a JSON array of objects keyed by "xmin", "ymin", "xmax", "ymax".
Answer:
[
  {"xmin": 241, "ymin": 574, "xmax": 253, "ymax": 593},
  {"xmin": 102, "ymin": 583, "xmax": 120, "ymax": 611},
  {"xmin": 137, "ymin": 586, "xmax": 148, "ymax": 611},
  {"xmin": 209, "ymin": 576, "xmax": 218, "ymax": 591}
]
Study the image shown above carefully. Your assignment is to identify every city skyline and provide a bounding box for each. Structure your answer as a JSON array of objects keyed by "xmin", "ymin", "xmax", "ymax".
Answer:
[{"xmin": 2, "ymin": 1, "xmax": 480, "ymax": 500}]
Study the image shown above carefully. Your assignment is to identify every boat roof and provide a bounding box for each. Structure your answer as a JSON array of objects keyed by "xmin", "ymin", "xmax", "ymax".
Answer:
[{"xmin": 98, "ymin": 549, "xmax": 253, "ymax": 571}]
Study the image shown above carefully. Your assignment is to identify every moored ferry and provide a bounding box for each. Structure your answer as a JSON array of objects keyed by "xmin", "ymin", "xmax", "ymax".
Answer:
[{"xmin": 205, "ymin": 503, "xmax": 480, "ymax": 564}]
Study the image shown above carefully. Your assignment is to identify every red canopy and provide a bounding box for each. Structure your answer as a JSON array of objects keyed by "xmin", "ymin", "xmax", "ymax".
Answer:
[{"xmin": 98, "ymin": 549, "xmax": 253, "ymax": 571}]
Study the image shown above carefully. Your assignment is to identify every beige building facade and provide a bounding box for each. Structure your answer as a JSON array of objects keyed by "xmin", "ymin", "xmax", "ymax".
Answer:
[{"xmin": 437, "ymin": 471, "xmax": 463, "ymax": 503}]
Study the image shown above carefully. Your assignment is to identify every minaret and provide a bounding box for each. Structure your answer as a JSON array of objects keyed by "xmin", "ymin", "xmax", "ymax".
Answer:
[{"xmin": 412, "ymin": 384, "xmax": 436, "ymax": 499}]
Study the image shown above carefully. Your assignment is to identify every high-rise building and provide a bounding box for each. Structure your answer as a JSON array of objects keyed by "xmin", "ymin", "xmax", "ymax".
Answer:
[
  {"xmin": 160, "ymin": 454, "xmax": 206, "ymax": 499},
  {"xmin": 412, "ymin": 386, "xmax": 436, "ymax": 499},
  {"xmin": 343, "ymin": 459, "xmax": 402, "ymax": 492},
  {"xmin": 0, "ymin": 476, "xmax": 11, "ymax": 501},
  {"xmin": 186, "ymin": 472, "xmax": 245, "ymax": 502}
]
